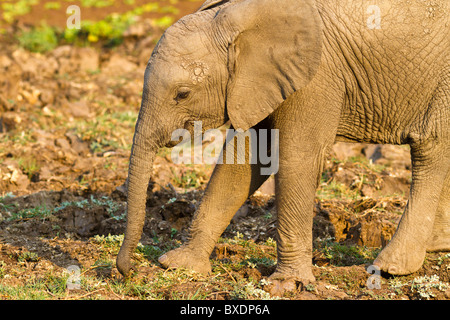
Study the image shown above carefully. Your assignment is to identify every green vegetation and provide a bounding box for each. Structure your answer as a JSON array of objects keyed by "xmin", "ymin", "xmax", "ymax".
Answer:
[
  {"xmin": 72, "ymin": 110, "xmax": 138, "ymax": 153},
  {"xmin": 170, "ymin": 165, "xmax": 211, "ymax": 190},
  {"xmin": 17, "ymin": 157, "xmax": 40, "ymax": 179},
  {"xmin": 8, "ymin": 205, "xmax": 52, "ymax": 220},
  {"xmin": 317, "ymin": 180, "xmax": 360, "ymax": 200},
  {"xmin": 0, "ymin": 233, "xmax": 280, "ymax": 300},
  {"xmin": 6, "ymin": 195, "xmax": 124, "ymax": 221},
  {"xmin": 2, "ymin": 0, "xmax": 183, "ymax": 51},
  {"xmin": 314, "ymin": 238, "xmax": 380, "ymax": 267},
  {"xmin": 0, "ymin": 193, "xmax": 16, "ymax": 214},
  {"xmin": 1, "ymin": 0, "xmax": 39, "ymax": 24}
]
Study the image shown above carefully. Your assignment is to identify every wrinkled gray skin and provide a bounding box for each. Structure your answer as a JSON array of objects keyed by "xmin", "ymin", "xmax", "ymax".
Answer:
[{"xmin": 116, "ymin": 0, "xmax": 450, "ymax": 283}]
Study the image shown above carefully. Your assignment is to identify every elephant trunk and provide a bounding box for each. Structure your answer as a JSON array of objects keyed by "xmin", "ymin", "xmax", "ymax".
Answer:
[{"xmin": 116, "ymin": 102, "xmax": 162, "ymax": 276}]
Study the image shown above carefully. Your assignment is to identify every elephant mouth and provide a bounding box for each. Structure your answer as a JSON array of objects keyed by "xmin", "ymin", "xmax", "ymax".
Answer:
[
  {"xmin": 163, "ymin": 120, "xmax": 194, "ymax": 148},
  {"xmin": 165, "ymin": 140, "xmax": 181, "ymax": 148}
]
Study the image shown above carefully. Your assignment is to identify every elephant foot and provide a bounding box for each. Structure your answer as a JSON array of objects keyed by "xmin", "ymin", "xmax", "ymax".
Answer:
[
  {"xmin": 264, "ymin": 279, "xmax": 298, "ymax": 297},
  {"xmin": 269, "ymin": 269, "xmax": 315, "ymax": 282},
  {"xmin": 264, "ymin": 267, "xmax": 315, "ymax": 296},
  {"xmin": 117, "ymin": 248, "xmax": 137, "ymax": 277},
  {"xmin": 264, "ymin": 263, "xmax": 315, "ymax": 296},
  {"xmin": 373, "ymin": 238, "xmax": 426, "ymax": 275},
  {"xmin": 427, "ymin": 235, "xmax": 450, "ymax": 252},
  {"xmin": 158, "ymin": 246, "xmax": 212, "ymax": 274}
]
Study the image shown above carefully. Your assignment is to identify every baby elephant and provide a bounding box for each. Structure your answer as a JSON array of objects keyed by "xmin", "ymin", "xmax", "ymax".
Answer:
[{"xmin": 116, "ymin": 0, "xmax": 450, "ymax": 285}]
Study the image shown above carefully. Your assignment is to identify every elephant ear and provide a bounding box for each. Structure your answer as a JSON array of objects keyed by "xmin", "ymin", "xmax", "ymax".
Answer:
[
  {"xmin": 217, "ymin": 0, "xmax": 323, "ymax": 131},
  {"xmin": 197, "ymin": 0, "xmax": 233, "ymax": 11}
]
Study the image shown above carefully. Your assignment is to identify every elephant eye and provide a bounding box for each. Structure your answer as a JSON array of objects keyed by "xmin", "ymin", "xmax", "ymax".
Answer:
[{"xmin": 175, "ymin": 88, "xmax": 191, "ymax": 101}]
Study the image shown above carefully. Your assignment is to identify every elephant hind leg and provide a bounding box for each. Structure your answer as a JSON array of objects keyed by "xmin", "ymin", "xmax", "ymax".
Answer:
[
  {"xmin": 427, "ymin": 167, "xmax": 450, "ymax": 252},
  {"xmin": 374, "ymin": 141, "xmax": 449, "ymax": 275},
  {"xmin": 374, "ymin": 72, "xmax": 450, "ymax": 275},
  {"xmin": 427, "ymin": 72, "xmax": 450, "ymax": 252}
]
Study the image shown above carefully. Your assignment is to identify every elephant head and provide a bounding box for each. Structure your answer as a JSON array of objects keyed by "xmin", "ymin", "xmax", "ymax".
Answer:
[{"xmin": 116, "ymin": 0, "xmax": 323, "ymax": 276}]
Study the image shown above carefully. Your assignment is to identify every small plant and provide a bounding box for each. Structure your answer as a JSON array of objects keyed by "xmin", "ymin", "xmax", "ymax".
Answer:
[
  {"xmin": 54, "ymin": 196, "xmax": 125, "ymax": 220},
  {"xmin": 93, "ymin": 234, "xmax": 124, "ymax": 247},
  {"xmin": 136, "ymin": 244, "xmax": 164, "ymax": 263},
  {"xmin": 315, "ymin": 239, "xmax": 380, "ymax": 266},
  {"xmin": 410, "ymin": 275, "xmax": 449, "ymax": 300},
  {"xmin": 265, "ymin": 237, "xmax": 276, "ymax": 248},
  {"xmin": 317, "ymin": 180, "xmax": 359, "ymax": 200},
  {"xmin": 17, "ymin": 251, "xmax": 39, "ymax": 263},
  {"xmin": 437, "ymin": 253, "xmax": 450, "ymax": 266},
  {"xmin": 17, "ymin": 24, "xmax": 58, "ymax": 53},
  {"xmin": 9, "ymin": 205, "xmax": 52, "ymax": 221},
  {"xmin": 170, "ymin": 165, "xmax": 209, "ymax": 190},
  {"xmin": 0, "ymin": 193, "xmax": 16, "ymax": 216},
  {"xmin": 0, "ymin": 261, "xmax": 6, "ymax": 279},
  {"xmin": 63, "ymin": 11, "xmax": 136, "ymax": 45},
  {"xmin": 17, "ymin": 157, "xmax": 40, "ymax": 179},
  {"xmin": 230, "ymin": 281, "xmax": 275, "ymax": 300}
]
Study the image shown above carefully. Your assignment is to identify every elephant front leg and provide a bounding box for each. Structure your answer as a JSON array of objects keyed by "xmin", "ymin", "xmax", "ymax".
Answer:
[
  {"xmin": 269, "ymin": 145, "xmax": 327, "ymax": 283},
  {"xmin": 159, "ymin": 130, "xmax": 271, "ymax": 274}
]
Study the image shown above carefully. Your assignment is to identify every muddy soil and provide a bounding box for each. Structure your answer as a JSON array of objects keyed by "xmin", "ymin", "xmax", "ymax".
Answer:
[
  {"xmin": 0, "ymin": 1, "xmax": 449, "ymax": 300},
  {"xmin": 1, "ymin": 144, "xmax": 449, "ymax": 300}
]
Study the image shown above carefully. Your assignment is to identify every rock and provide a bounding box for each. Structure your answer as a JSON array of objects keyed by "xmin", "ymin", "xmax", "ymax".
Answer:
[
  {"xmin": 65, "ymin": 100, "xmax": 91, "ymax": 118},
  {"xmin": 332, "ymin": 166, "xmax": 359, "ymax": 186},
  {"xmin": 57, "ymin": 57, "xmax": 76, "ymax": 75},
  {"xmin": 75, "ymin": 47, "xmax": 100, "ymax": 73},
  {"xmin": 65, "ymin": 132, "xmax": 89, "ymax": 155},
  {"xmin": 42, "ymin": 56, "xmax": 59, "ymax": 78},
  {"xmin": 0, "ymin": 55, "xmax": 13, "ymax": 69},
  {"xmin": 232, "ymin": 205, "xmax": 249, "ymax": 222},
  {"xmin": 33, "ymin": 129, "xmax": 56, "ymax": 146},
  {"xmin": 378, "ymin": 175, "xmax": 410, "ymax": 196},
  {"xmin": 20, "ymin": 87, "xmax": 41, "ymax": 105},
  {"xmin": 55, "ymin": 138, "xmax": 72, "ymax": 151},
  {"xmin": 123, "ymin": 22, "xmax": 147, "ymax": 38},
  {"xmin": 332, "ymin": 142, "xmax": 365, "ymax": 161},
  {"xmin": 0, "ymin": 60, "xmax": 21, "ymax": 102},
  {"xmin": 0, "ymin": 160, "xmax": 30, "ymax": 191},
  {"xmin": 50, "ymin": 45, "xmax": 73, "ymax": 59},
  {"xmin": 12, "ymin": 49, "xmax": 57, "ymax": 78},
  {"xmin": 363, "ymin": 145, "xmax": 411, "ymax": 170},
  {"xmin": 0, "ymin": 95, "xmax": 13, "ymax": 112},
  {"xmin": 39, "ymin": 166, "xmax": 52, "ymax": 181},
  {"xmin": 51, "ymin": 46, "xmax": 78, "ymax": 75},
  {"xmin": 72, "ymin": 157, "xmax": 100, "ymax": 172},
  {"xmin": 39, "ymin": 88, "xmax": 55, "ymax": 105},
  {"xmin": 1, "ymin": 112, "xmax": 22, "ymax": 131},
  {"xmin": 102, "ymin": 54, "xmax": 137, "ymax": 75},
  {"xmin": 445, "ymin": 288, "xmax": 450, "ymax": 299}
]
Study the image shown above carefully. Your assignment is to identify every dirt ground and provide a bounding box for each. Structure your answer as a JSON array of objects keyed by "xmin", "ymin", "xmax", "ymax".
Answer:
[{"xmin": 0, "ymin": 0, "xmax": 449, "ymax": 300}]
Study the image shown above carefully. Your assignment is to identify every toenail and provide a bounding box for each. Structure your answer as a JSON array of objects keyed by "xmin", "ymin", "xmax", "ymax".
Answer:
[{"xmin": 388, "ymin": 265, "xmax": 398, "ymax": 274}]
